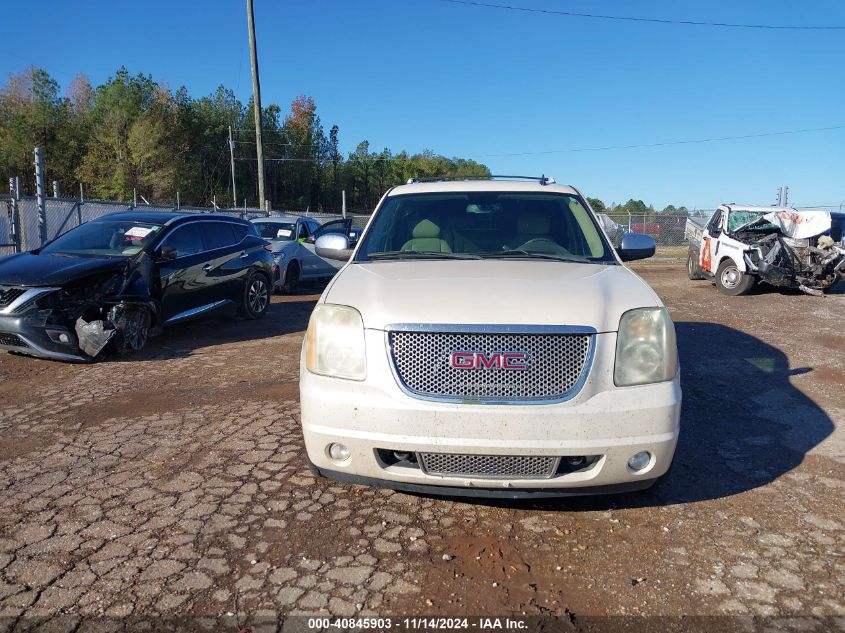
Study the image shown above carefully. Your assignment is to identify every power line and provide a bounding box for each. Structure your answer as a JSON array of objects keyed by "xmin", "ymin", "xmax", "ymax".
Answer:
[
  {"xmin": 435, "ymin": 0, "xmax": 845, "ymax": 30},
  {"xmin": 232, "ymin": 123, "xmax": 845, "ymax": 162},
  {"xmin": 476, "ymin": 124, "xmax": 845, "ymax": 157}
]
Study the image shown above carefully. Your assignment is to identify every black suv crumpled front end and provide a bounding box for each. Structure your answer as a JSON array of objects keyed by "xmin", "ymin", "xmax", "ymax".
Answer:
[
  {"xmin": 0, "ymin": 257, "xmax": 157, "ymax": 362},
  {"xmin": 0, "ymin": 285, "xmax": 90, "ymax": 361}
]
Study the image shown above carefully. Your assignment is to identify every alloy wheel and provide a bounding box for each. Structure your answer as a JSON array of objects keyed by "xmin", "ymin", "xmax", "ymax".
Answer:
[{"xmin": 248, "ymin": 278, "xmax": 269, "ymax": 314}]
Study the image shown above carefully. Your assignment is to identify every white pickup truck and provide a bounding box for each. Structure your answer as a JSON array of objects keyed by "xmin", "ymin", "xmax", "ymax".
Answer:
[
  {"xmin": 685, "ymin": 205, "xmax": 845, "ymax": 296},
  {"xmin": 299, "ymin": 176, "xmax": 680, "ymax": 498}
]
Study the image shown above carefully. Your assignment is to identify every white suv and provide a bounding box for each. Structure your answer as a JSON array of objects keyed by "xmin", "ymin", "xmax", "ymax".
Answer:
[{"xmin": 300, "ymin": 177, "xmax": 680, "ymax": 498}]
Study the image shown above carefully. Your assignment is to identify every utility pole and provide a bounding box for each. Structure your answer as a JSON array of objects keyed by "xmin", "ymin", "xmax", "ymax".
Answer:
[
  {"xmin": 228, "ymin": 126, "xmax": 237, "ymax": 209},
  {"xmin": 246, "ymin": 0, "xmax": 266, "ymax": 211}
]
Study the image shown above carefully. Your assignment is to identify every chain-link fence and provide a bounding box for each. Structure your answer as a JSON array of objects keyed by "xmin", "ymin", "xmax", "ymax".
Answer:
[
  {"xmin": 0, "ymin": 193, "xmax": 371, "ymax": 256},
  {"xmin": 1, "ymin": 191, "xmax": 709, "ymax": 258},
  {"xmin": 597, "ymin": 211, "xmax": 710, "ymax": 248}
]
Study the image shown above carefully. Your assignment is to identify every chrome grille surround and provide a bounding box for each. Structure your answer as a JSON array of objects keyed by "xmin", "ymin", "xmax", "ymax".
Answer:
[
  {"xmin": 0, "ymin": 286, "xmax": 26, "ymax": 309},
  {"xmin": 385, "ymin": 324, "xmax": 595, "ymax": 404},
  {"xmin": 419, "ymin": 452, "xmax": 559, "ymax": 479}
]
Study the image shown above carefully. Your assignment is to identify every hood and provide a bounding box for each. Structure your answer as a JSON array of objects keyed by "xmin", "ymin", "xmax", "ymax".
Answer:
[
  {"xmin": 324, "ymin": 260, "xmax": 661, "ymax": 333},
  {"xmin": 761, "ymin": 210, "xmax": 831, "ymax": 239},
  {"xmin": 0, "ymin": 252, "xmax": 127, "ymax": 287}
]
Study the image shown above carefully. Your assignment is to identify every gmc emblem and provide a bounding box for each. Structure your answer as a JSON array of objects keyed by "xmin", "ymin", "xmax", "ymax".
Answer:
[{"xmin": 449, "ymin": 351, "xmax": 529, "ymax": 370}]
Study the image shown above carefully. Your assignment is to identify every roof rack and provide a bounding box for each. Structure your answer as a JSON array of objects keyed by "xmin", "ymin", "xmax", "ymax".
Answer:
[{"xmin": 406, "ymin": 174, "xmax": 556, "ymax": 186}]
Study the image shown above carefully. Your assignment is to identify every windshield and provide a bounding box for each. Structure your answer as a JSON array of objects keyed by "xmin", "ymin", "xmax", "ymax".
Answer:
[
  {"xmin": 355, "ymin": 192, "xmax": 613, "ymax": 263},
  {"xmin": 254, "ymin": 221, "xmax": 295, "ymax": 241},
  {"xmin": 728, "ymin": 210, "xmax": 776, "ymax": 233},
  {"xmin": 40, "ymin": 220, "xmax": 163, "ymax": 257}
]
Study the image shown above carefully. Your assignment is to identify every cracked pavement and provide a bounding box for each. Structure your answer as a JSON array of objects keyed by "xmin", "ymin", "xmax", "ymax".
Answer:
[{"xmin": 0, "ymin": 259, "xmax": 843, "ymax": 630}]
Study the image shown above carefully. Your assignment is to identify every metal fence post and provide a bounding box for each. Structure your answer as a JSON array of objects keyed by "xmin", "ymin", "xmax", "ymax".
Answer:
[
  {"xmin": 34, "ymin": 147, "xmax": 47, "ymax": 245},
  {"xmin": 8, "ymin": 177, "xmax": 21, "ymax": 253}
]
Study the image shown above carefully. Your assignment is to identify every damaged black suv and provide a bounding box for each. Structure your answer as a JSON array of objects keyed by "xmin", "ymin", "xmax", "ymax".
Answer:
[{"xmin": 0, "ymin": 212, "xmax": 275, "ymax": 361}]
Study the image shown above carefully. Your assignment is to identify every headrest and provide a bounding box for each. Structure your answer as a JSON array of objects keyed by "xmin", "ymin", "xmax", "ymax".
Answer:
[
  {"xmin": 412, "ymin": 219, "xmax": 441, "ymax": 239},
  {"xmin": 517, "ymin": 211, "xmax": 551, "ymax": 235}
]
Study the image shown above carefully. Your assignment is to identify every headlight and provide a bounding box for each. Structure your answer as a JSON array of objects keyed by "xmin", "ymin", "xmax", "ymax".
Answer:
[
  {"xmin": 614, "ymin": 307, "xmax": 677, "ymax": 387},
  {"xmin": 305, "ymin": 304, "xmax": 366, "ymax": 380}
]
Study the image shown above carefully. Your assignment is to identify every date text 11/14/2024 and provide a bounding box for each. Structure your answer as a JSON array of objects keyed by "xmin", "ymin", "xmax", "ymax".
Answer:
[{"xmin": 306, "ymin": 617, "xmax": 529, "ymax": 630}]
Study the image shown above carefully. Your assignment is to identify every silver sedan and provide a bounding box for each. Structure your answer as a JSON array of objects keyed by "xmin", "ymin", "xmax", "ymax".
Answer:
[{"xmin": 251, "ymin": 215, "xmax": 347, "ymax": 293}]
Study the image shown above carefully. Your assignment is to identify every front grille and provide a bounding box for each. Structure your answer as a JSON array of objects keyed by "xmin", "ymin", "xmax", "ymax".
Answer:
[
  {"xmin": 419, "ymin": 452, "xmax": 558, "ymax": 479},
  {"xmin": 0, "ymin": 332, "xmax": 28, "ymax": 348},
  {"xmin": 388, "ymin": 330, "xmax": 592, "ymax": 401},
  {"xmin": 0, "ymin": 286, "xmax": 26, "ymax": 309}
]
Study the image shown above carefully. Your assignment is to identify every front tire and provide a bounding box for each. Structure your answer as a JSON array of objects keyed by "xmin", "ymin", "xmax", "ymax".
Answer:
[
  {"xmin": 715, "ymin": 259, "xmax": 756, "ymax": 296},
  {"xmin": 281, "ymin": 261, "xmax": 300, "ymax": 294},
  {"xmin": 241, "ymin": 272, "xmax": 270, "ymax": 319},
  {"xmin": 116, "ymin": 306, "xmax": 151, "ymax": 355}
]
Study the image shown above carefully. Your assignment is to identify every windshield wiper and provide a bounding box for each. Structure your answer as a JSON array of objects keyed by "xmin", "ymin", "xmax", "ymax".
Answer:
[
  {"xmin": 477, "ymin": 250, "xmax": 588, "ymax": 263},
  {"xmin": 368, "ymin": 250, "xmax": 481, "ymax": 260}
]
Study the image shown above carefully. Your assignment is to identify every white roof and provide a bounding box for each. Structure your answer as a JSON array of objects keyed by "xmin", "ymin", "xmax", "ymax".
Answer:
[
  {"xmin": 388, "ymin": 179, "xmax": 579, "ymax": 196},
  {"xmin": 719, "ymin": 204, "xmax": 797, "ymax": 213}
]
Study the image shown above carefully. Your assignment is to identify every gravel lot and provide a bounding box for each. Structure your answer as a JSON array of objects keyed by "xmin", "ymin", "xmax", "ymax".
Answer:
[{"xmin": 0, "ymin": 256, "xmax": 843, "ymax": 630}]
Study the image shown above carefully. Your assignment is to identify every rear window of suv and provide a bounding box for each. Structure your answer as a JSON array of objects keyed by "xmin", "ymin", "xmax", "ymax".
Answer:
[{"xmin": 356, "ymin": 192, "xmax": 613, "ymax": 263}]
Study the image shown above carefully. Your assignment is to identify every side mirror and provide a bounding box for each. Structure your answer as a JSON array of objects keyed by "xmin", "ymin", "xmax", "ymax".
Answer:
[
  {"xmin": 304, "ymin": 236, "xmax": 316, "ymax": 245},
  {"xmin": 617, "ymin": 232, "xmax": 656, "ymax": 262},
  {"xmin": 158, "ymin": 245, "xmax": 177, "ymax": 262},
  {"xmin": 315, "ymin": 233, "xmax": 353, "ymax": 262}
]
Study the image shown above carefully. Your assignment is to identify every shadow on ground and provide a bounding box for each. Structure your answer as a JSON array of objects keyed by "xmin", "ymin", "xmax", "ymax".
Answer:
[{"xmin": 108, "ymin": 291, "xmax": 319, "ymax": 363}]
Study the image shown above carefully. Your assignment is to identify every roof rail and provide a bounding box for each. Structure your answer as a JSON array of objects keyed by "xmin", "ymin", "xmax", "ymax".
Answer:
[{"xmin": 406, "ymin": 174, "xmax": 556, "ymax": 186}]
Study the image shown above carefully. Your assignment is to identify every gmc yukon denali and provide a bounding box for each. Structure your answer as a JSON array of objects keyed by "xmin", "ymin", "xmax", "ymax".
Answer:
[{"xmin": 300, "ymin": 176, "xmax": 680, "ymax": 498}]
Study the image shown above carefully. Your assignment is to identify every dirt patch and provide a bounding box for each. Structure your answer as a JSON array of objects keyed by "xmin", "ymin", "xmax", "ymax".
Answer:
[{"xmin": 0, "ymin": 266, "xmax": 843, "ymax": 623}]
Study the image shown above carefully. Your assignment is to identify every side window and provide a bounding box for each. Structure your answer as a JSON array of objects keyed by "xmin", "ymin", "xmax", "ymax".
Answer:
[
  {"xmin": 706, "ymin": 209, "xmax": 723, "ymax": 234},
  {"xmin": 297, "ymin": 221, "xmax": 310, "ymax": 240},
  {"xmin": 202, "ymin": 222, "xmax": 239, "ymax": 250},
  {"xmin": 162, "ymin": 225, "xmax": 205, "ymax": 258}
]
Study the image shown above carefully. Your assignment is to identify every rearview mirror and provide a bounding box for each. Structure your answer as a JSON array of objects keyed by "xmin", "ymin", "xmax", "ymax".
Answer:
[
  {"xmin": 315, "ymin": 233, "xmax": 353, "ymax": 262},
  {"xmin": 617, "ymin": 233, "xmax": 656, "ymax": 262},
  {"xmin": 157, "ymin": 245, "xmax": 177, "ymax": 262}
]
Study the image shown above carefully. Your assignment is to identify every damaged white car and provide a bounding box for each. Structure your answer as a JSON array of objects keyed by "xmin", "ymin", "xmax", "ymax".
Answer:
[{"xmin": 686, "ymin": 205, "xmax": 845, "ymax": 296}]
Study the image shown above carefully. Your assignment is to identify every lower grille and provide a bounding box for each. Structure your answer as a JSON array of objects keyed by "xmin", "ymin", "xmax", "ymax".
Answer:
[
  {"xmin": 418, "ymin": 452, "xmax": 558, "ymax": 479},
  {"xmin": 0, "ymin": 332, "xmax": 28, "ymax": 348},
  {"xmin": 0, "ymin": 287, "xmax": 26, "ymax": 309}
]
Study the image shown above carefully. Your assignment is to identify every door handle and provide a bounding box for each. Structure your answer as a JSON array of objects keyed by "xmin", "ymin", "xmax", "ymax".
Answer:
[
  {"xmin": 202, "ymin": 263, "xmax": 213, "ymax": 272},
  {"xmin": 239, "ymin": 251, "xmax": 249, "ymax": 259}
]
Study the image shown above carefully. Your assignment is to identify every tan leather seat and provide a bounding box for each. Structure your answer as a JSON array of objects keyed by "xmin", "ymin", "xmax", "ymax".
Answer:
[
  {"xmin": 515, "ymin": 210, "xmax": 552, "ymax": 244},
  {"xmin": 401, "ymin": 219, "xmax": 452, "ymax": 253}
]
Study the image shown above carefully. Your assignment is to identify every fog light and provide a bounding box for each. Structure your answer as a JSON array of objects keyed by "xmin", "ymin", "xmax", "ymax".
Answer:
[
  {"xmin": 58, "ymin": 333, "xmax": 70, "ymax": 344},
  {"xmin": 327, "ymin": 443, "xmax": 350, "ymax": 462},
  {"xmin": 628, "ymin": 451, "xmax": 651, "ymax": 471}
]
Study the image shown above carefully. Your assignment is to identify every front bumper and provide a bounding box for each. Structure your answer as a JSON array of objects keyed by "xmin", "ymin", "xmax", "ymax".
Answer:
[
  {"xmin": 0, "ymin": 301, "xmax": 87, "ymax": 362},
  {"xmin": 300, "ymin": 330, "xmax": 681, "ymax": 495}
]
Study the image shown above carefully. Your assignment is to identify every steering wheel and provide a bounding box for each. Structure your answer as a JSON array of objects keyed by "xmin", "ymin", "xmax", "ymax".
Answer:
[{"xmin": 512, "ymin": 238, "xmax": 572, "ymax": 257}]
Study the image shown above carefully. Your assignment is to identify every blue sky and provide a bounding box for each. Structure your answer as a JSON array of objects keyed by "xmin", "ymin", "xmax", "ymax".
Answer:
[{"xmin": 2, "ymin": 0, "xmax": 843, "ymax": 210}]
